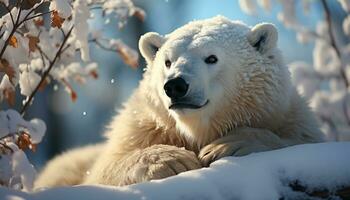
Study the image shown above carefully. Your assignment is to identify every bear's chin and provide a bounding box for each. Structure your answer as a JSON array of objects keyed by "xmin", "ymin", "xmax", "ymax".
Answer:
[
  {"xmin": 169, "ymin": 100, "xmax": 209, "ymax": 110},
  {"xmin": 169, "ymin": 105, "xmax": 208, "ymax": 117}
]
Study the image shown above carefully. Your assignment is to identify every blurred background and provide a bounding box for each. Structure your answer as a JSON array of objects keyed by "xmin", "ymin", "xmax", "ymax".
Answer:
[{"xmin": 20, "ymin": 0, "xmax": 346, "ymax": 168}]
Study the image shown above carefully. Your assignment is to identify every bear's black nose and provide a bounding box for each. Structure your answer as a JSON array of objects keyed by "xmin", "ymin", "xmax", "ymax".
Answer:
[{"xmin": 164, "ymin": 77, "xmax": 189, "ymax": 99}]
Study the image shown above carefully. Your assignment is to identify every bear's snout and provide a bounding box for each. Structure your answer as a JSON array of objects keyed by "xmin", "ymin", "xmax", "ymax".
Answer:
[{"xmin": 164, "ymin": 77, "xmax": 189, "ymax": 99}]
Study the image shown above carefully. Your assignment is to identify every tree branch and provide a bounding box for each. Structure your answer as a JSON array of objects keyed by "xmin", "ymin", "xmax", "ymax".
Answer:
[
  {"xmin": 24, "ymin": 10, "xmax": 53, "ymax": 22},
  {"xmin": 321, "ymin": 0, "xmax": 350, "ymax": 126},
  {"xmin": 0, "ymin": 0, "xmax": 45, "ymax": 59},
  {"xmin": 289, "ymin": 180, "xmax": 350, "ymax": 199},
  {"xmin": 0, "ymin": 2, "xmax": 15, "ymax": 26},
  {"xmin": 20, "ymin": 26, "xmax": 74, "ymax": 115},
  {"xmin": 90, "ymin": 39, "xmax": 119, "ymax": 53},
  {"xmin": 321, "ymin": 0, "xmax": 349, "ymax": 88}
]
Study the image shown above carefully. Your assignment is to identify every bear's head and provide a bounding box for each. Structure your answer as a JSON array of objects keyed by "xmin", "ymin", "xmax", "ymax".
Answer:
[{"xmin": 139, "ymin": 16, "xmax": 292, "ymax": 146}]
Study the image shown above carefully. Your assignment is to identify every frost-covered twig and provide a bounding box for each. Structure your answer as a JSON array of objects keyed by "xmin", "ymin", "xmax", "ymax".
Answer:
[
  {"xmin": 91, "ymin": 38, "xmax": 139, "ymax": 68},
  {"xmin": 0, "ymin": 3, "xmax": 15, "ymax": 25},
  {"xmin": 1, "ymin": 0, "xmax": 144, "ymax": 191},
  {"xmin": 20, "ymin": 26, "xmax": 74, "ymax": 115},
  {"xmin": 321, "ymin": 0, "xmax": 349, "ymax": 88},
  {"xmin": 321, "ymin": 0, "xmax": 350, "ymax": 126},
  {"xmin": 0, "ymin": 0, "xmax": 45, "ymax": 59}
]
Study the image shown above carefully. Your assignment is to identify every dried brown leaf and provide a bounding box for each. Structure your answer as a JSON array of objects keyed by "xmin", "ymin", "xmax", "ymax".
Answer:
[
  {"xmin": 27, "ymin": 35, "xmax": 40, "ymax": 52},
  {"xmin": 9, "ymin": 36, "xmax": 18, "ymax": 48},
  {"xmin": 117, "ymin": 46, "xmax": 139, "ymax": 69},
  {"xmin": 0, "ymin": 59, "xmax": 16, "ymax": 83},
  {"xmin": 89, "ymin": 70, "xmax": 98, "ymax": 79},
  {"xmin": 62, "ymin": 78, "xmax": 78, "ymax": 102},
  {"xmin": 17, "ymin": 132, "xmax": 32, "ymax": 151},
  {"xmin": 3, "ymin": 88, "xmax": 15, "ymax": 106},
  {"xmin": 34, "ymin": 18, "xmax": 44, "ymax": 27},
  {"xmin": 133, "ymin": 8, "xmax": 146, "ymax": 22},
  {"xmin": 51, "ymin": 10, "xmax": 65, "ymax": 28}
]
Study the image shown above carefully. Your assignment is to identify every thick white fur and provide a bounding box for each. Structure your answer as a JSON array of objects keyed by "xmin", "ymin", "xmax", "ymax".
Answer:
[{"xmin": 35, "ymin": 16, "xmax": 323, "ymax": 188}]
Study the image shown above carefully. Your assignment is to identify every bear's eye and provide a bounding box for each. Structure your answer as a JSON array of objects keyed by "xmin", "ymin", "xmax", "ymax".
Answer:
[
  {"xmin": 165, "ymin": 60, "xmax": 171, "ymax": 68},
  {"xmin": 204, "ymin": 55, "xmax": 218, "ymax": 64}
]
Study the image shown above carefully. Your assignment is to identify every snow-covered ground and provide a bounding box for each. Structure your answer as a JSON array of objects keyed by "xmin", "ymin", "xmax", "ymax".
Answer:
[{"xmin": 1, "ymin": 142, "xmax": 350, "ymax": 200}]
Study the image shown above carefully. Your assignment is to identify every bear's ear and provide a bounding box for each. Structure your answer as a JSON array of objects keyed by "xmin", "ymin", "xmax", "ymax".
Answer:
[
  {"xmin": 139, "ymin": 32, "xmax": 165, "ymax": 64},
  {"xmin": 247, "ymin": 23, "xmax": 278, "ymax": 54}
]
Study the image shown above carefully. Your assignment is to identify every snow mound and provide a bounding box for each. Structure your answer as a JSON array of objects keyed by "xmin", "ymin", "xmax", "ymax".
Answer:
[{"xmin": 1, "ymin": 142, "xmax": 350, "ymax": 200}]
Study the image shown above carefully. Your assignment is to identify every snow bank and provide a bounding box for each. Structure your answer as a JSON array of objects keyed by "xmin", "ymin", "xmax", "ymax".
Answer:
[{"xmin": 1, "ymin": 142, "xmax": 350, "ymax": 200}]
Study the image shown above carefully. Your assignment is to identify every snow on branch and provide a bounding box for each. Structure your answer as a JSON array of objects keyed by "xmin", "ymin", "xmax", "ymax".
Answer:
[
  {"xmin": 0, "ymin": 0, "xmax": 144, "ymax": 191},
  {"xmin": 1, "ymin": 142, "xmax": 350, "ymax": 200}
]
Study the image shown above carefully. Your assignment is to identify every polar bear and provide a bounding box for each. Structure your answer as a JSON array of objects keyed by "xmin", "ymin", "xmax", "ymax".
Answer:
[{"xmin": 35, "ymin": 16, "xmax": 323, "ymax": 188}]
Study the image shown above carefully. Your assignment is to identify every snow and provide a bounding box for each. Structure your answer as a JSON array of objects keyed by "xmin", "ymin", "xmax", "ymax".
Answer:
[
  {"xmin": 0, "ymin": 0, "xmax": 9, "ymax": 6},
  {"xmin": 257, "ymin": 0, "xmax": 271, "ymax": 12},
  {"xmin": 0, "ymin": 110, "xmax": 45, "ymax": 140},
  {"xmin": 0, "ymin": 110, "xmax": 45, "ymax": 191},
  {"xmin": 18, "ymin": 65, "xmax": 41, "ymax": 97},
  {"xmin": 0, "ymin": 0, "xmax": 141, "ymax": 107},
  {"xmin": 72, "ymin": 0, "xmax": 90, "ymax": 62},
  {"xmin": 1, "ymin": 142, "xmax": 350, "ymax": 200},
  {"xmin": 49, "ymin": 0, "xmax": 72, "ymax": 19},
  {"xmin": 343, "ymin": 15, "xmax": 350, "ymax": 36},
  {"xmin": 338, "ymin": 0, "xmax": 350, "ymax": 12},
  {"xmin": 12, "ymin": 151, "xmax": 37, "ymax": 192},
  {"xmin": 238, "ymin": 0, "xmax": 257, "ymax": 15}
]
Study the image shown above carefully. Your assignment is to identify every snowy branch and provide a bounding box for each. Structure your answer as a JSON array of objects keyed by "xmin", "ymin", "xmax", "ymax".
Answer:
[
  {"xmin": 0, "ymin": 0, "xmax": 145, "ymax": 191},
  {"xmin": 321, "ymin": 0, "xmax": 349, "ymax": 88},
  {"xmin": 20, "ymin": 26, "xmax": 74, "ymax": 115}
]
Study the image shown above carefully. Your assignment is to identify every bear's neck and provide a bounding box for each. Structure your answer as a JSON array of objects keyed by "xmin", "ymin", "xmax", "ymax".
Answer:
[{"xmin": 171, "ymin": 113, "xmax": 223, "ymax": 149}]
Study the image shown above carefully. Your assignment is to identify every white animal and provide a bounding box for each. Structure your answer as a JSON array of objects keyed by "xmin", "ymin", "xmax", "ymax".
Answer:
[{"xmin": 35, "ymin": 16, "xmax": 323, "ymax": 188}]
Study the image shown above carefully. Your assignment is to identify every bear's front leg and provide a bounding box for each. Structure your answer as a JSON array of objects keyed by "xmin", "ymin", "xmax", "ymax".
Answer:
[
  {"xmin": 84, "ymin": 144, "xmax": 202, "ymax": 186},
  {"xmin": 198, "ymin": 127, "xmax": 286, "ymax": 167}
]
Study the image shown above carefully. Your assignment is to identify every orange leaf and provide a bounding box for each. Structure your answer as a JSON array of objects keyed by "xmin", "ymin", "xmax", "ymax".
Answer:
[
  {"xmin": 34, "ymin": 18, "xmax": 44, "ymax": 26},
  {"xmin": 61, "ymin": 78, "xmax": 78, "ymax": 102},
  {"xmin": 116, "ymin": 45, "xmax": 139, "ymax": 69},
  {"xmin": 9, "ymin": 36, "xmax": 18, "ymax": 48},
  {"xmin": 133, "ymin": 8, "xmax": 146, "ymax": 22},
  {"xmin": 0, "ymin": 59, "xmax": 16, "ymax": 83},
  {"xmin": 51, "ymin": 10, "xmax": 65, "ymax": 28},
  {"xmin": 27, "ymin": 35, "xmax": 40, "ymax": 52},
  {"xmin": 71, "ymin": 90, "xmax": 77, "ymax": 102},
  {"xmin": 89, "ymin": 70, "xmax": 98, "ymax": 79},
  {"xmin": 3, "ymin": 88, "xmax": 15, "ymax": 106},
  {"xmin": 16, "ymin": 132, "xmax": 32, "ymax": 151}
]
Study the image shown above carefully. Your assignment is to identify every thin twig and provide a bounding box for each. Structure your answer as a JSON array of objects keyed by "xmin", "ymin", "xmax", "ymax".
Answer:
[
  {"xmin": 20, "ymin": 26, "xmax": 74, "ymax": 115},
  {"xmin": 320, "ymin": 115, "xmax": 339, "ymax": 141},
  {"xmin": 321, "ymin": 0, "xmax": 349, "ymax": 88},
  {"xmin": 0, "ymin": 133, "xmax": 15, "ymax": 141},
  {"xmin": 321, "ymin": 0, "xmax": 350, "ymax": 126},
  {"xmin": 37, "ymin": 46, "xmax": 50, "ymax": 61},
  {"xmin": 15, "ymin": 0, "xmax": 24, "ymax": 25},
  {"xmin": 0, "ymin": 0, "xmax": 44, "ymax": 59},
  {"xmin": 90, "ymin": 6, "xmax": 103, "ymax": 10},
  {"xmin": 0, "ymin": 2, "xmax": 15, "ymax": 26},
  {"xmin": 90, "ymin": 39, "xmax": 118, "ymax": 53},
  {"xmin": 24, "ymin": 10, "xmax": 53, "ymax": 22}
]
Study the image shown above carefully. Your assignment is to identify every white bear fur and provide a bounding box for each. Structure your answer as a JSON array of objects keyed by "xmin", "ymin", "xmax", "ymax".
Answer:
[{"xmin": 35, "ymin": 16, "xmax": 323, "ymax": 188}]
